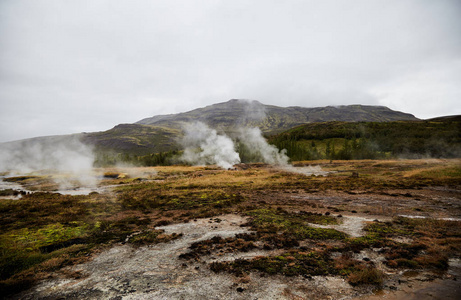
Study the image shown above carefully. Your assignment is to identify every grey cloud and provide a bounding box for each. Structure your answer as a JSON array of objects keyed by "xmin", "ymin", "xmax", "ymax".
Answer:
[{"xmin": 1, "ymin": 0, "xmax": 460, "ymax": 142}]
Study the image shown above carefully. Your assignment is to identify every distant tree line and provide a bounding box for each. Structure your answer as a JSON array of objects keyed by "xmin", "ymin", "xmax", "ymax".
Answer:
[
  {"xmin": 93, "ymin": 120, "xmax": 460, "ymax": 166},
  {"xmin": 268, "ymin": 120, "xmax": 461, "ymax": 160}
]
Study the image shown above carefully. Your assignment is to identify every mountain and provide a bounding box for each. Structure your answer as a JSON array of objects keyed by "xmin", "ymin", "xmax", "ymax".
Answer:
[
  {"xmin": 427, "ymin": 115, "xmax": 461, "ymax": 122},
  {"xmin": 137, "ymin": 99, "xmax": 418, "ymax": 134},
  {"xmin": 83, "ymin": 100, "xmax": 418, "ymax": 155},
  {"xmin": 82, "ymin": 124, "xmax": 181, "ymax": 155},
  {"xmin": 0, "ymin": 100, "xmax": 421, "ymax": 157}
]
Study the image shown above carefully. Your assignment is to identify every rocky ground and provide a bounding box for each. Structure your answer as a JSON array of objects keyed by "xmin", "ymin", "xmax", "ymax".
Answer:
[
  {"xmin": 2, "ymin": 160, "xmax": 460, "ymax": 299},
  {"xmin": 13, "ymin": 215, "xmax": 371, "ymax": 300},
  {"xmin": 14, "ymin": 209, "xmax": 460, "ymax": 299}
]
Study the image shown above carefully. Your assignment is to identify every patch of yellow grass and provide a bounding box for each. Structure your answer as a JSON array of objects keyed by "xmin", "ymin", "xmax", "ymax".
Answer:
[{"xmin": 402, "ymin": 159, "xmax": 461, "ymax": 178}]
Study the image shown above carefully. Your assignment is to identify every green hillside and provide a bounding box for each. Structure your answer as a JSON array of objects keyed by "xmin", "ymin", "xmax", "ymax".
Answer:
[
  {"xmin": 268, "ymin": 119, "xmax": 461, "ymax": 160},
  {"xmin": 82, "ymin": 124, "xmax": 181, "ymax": 155}
]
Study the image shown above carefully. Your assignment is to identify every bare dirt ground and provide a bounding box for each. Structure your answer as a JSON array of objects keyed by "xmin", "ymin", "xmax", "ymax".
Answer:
[
  {"xmin": 14, "ymin": 195, "xmax": 460, "ymax": 299},
  {"xmin": 3, "ymin": 160, "xmax": 461, "ymax": 299},
  {"xmin": 14, "ymin": 215, "xmax": 364, "ymax": 300}
]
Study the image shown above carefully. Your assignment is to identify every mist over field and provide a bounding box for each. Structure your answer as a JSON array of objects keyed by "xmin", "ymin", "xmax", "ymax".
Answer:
[
  {"xmin": 0, "ymin": 135, "xmax": 98, "ymax": 188},
  {"xmin": 1, "ymin": 1, "xmax": 460, "ymax": 299}
]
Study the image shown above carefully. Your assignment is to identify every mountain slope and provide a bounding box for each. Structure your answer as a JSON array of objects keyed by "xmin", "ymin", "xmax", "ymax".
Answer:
[
  {"xmin": 137, "ymin": 99, "xmax": 418, "ymax": 134},
  {"xmin": 89, "ymin": 100, "xmax": 418, "ymax": 155},
  {"xmin": 0, "ymin": 100, "xmax": 421, "ymax": 158},
  {"xmin": 427, "ymin": 115, "xmax": 461, "ymax": 122},
  {"xmin": 82, "ymin": 124, "xmax": 181, "ymax": 155}
]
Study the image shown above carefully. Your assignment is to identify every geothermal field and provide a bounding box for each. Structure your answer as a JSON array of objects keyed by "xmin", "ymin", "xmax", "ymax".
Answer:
[
  {"xmin": 3, "ymin": 1, "xmax": 461, "ymax": 299},
  {"xmin": 1, "ymin": 158, "xmax": 460, "ymax": 299}
]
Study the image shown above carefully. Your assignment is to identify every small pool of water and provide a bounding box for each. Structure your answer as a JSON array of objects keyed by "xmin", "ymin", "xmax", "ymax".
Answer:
[
  {"xmin": 0, "ymin": 176, "xmax": 111, "ymax": 197},
  {"xmin": 0, "ymin": 176, "xmax": 25, "ymax": 191},
  {"xmin": 52, "ymin": 187, "xmax": 101, "ymax": 195},
  {"xmin": 398, "ymin": 214, "xmax": 461, "ymax": 222}
]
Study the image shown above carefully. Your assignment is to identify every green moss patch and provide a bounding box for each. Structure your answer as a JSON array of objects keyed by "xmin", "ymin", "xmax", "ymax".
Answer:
[
  {"xmin": 247, "ymin": 208, "xmax": 347, "ymax": 240},
  {"xmin": 118, "ymin": 185, "xmax": 244, "ymax": 212},
  {"xmin": 210, "ymin": 250, "xmax": 335, "ymax": 277},
  {"xmin": 210, "ymin": 250, "xmax": 384, "ymax": 286}
]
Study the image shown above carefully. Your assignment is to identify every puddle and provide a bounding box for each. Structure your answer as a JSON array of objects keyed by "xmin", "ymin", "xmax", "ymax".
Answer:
[
  {"xmin": 53, "ymin": 186, "xmax": 111, "ymax": 195},
  {"xmin": 0, "ymin": 176, "xmax": 30, "ymax": 199},
  {"xmin": 398, "ymin": 215, "xmax": 461, "ymax": 222},
  {"xmin": 0, "ymin": 177, "xmax": 24, "ymax": 190},
  {"xmin": 309, "ymin": 215, "xmax": 387, "ymax": 237},
  {"xmin": 0, "ymin": 175, "xmax": 113, "ymax": 197},
  {"xmin": 353, "ymin": 258, "xmax": 461, "ymax": 300}
]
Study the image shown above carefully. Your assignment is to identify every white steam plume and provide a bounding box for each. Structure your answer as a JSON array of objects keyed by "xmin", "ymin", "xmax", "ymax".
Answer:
[
  {"xmin": 238, "ymin": 127, "xmax": 327, "ymax": 176},
  {"xmin": 0, "ymin": 135, "xmax": 98, "ymax": 188},
  {"xmin": 180, "ymin": 122, "xmax": 241, "ymax": 169},
  {"xmin": 237, "ymin": 127, "xmax": 290, "ymax": 165},
  {"xmin": 179, "ymin": 122, "xmax": 327, "ymax": 175}
]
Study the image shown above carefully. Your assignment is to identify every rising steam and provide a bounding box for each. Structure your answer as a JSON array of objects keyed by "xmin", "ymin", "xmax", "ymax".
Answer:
[
  {"xmin": 180, "ymin": 121, "xmax": 326, "ymax": 176},
  {"xmin": 237, "ymin": 127, "xmax": 290, "ymax": 166},
  {"xmin": 0, "ymin": 135, "xmax": 98, "ymax": 189},
  {"xmin": 179, "ymin": 98, "xmax": 326, "ymax": 175},
  {"xmin": 180, "ymin": 122, "xmax": 241, "ymax": 169}
]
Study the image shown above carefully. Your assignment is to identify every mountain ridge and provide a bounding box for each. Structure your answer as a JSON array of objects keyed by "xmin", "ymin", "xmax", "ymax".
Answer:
[
  {"xmin": 83, "ymin": 99, "xmax": 418, "ymax": 155},
  {"xmin": 136, "ymin": 99, "xmax": 418, "ymax": 135},
  {"xmin": 1, "ymin": 100, "xmax": 421, "ymax": 156}
]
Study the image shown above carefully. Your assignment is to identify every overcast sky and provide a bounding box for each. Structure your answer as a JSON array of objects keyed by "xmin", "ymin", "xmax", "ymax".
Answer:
[{"xmin": 1, "ymin": 0, "xmax": 460, "ymax": 142}]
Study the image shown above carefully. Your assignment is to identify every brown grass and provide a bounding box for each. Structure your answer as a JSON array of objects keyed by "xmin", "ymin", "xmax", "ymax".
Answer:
[{"xmin": 1, "ymin": 159, "xmax": 460, "ymax": 297}]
